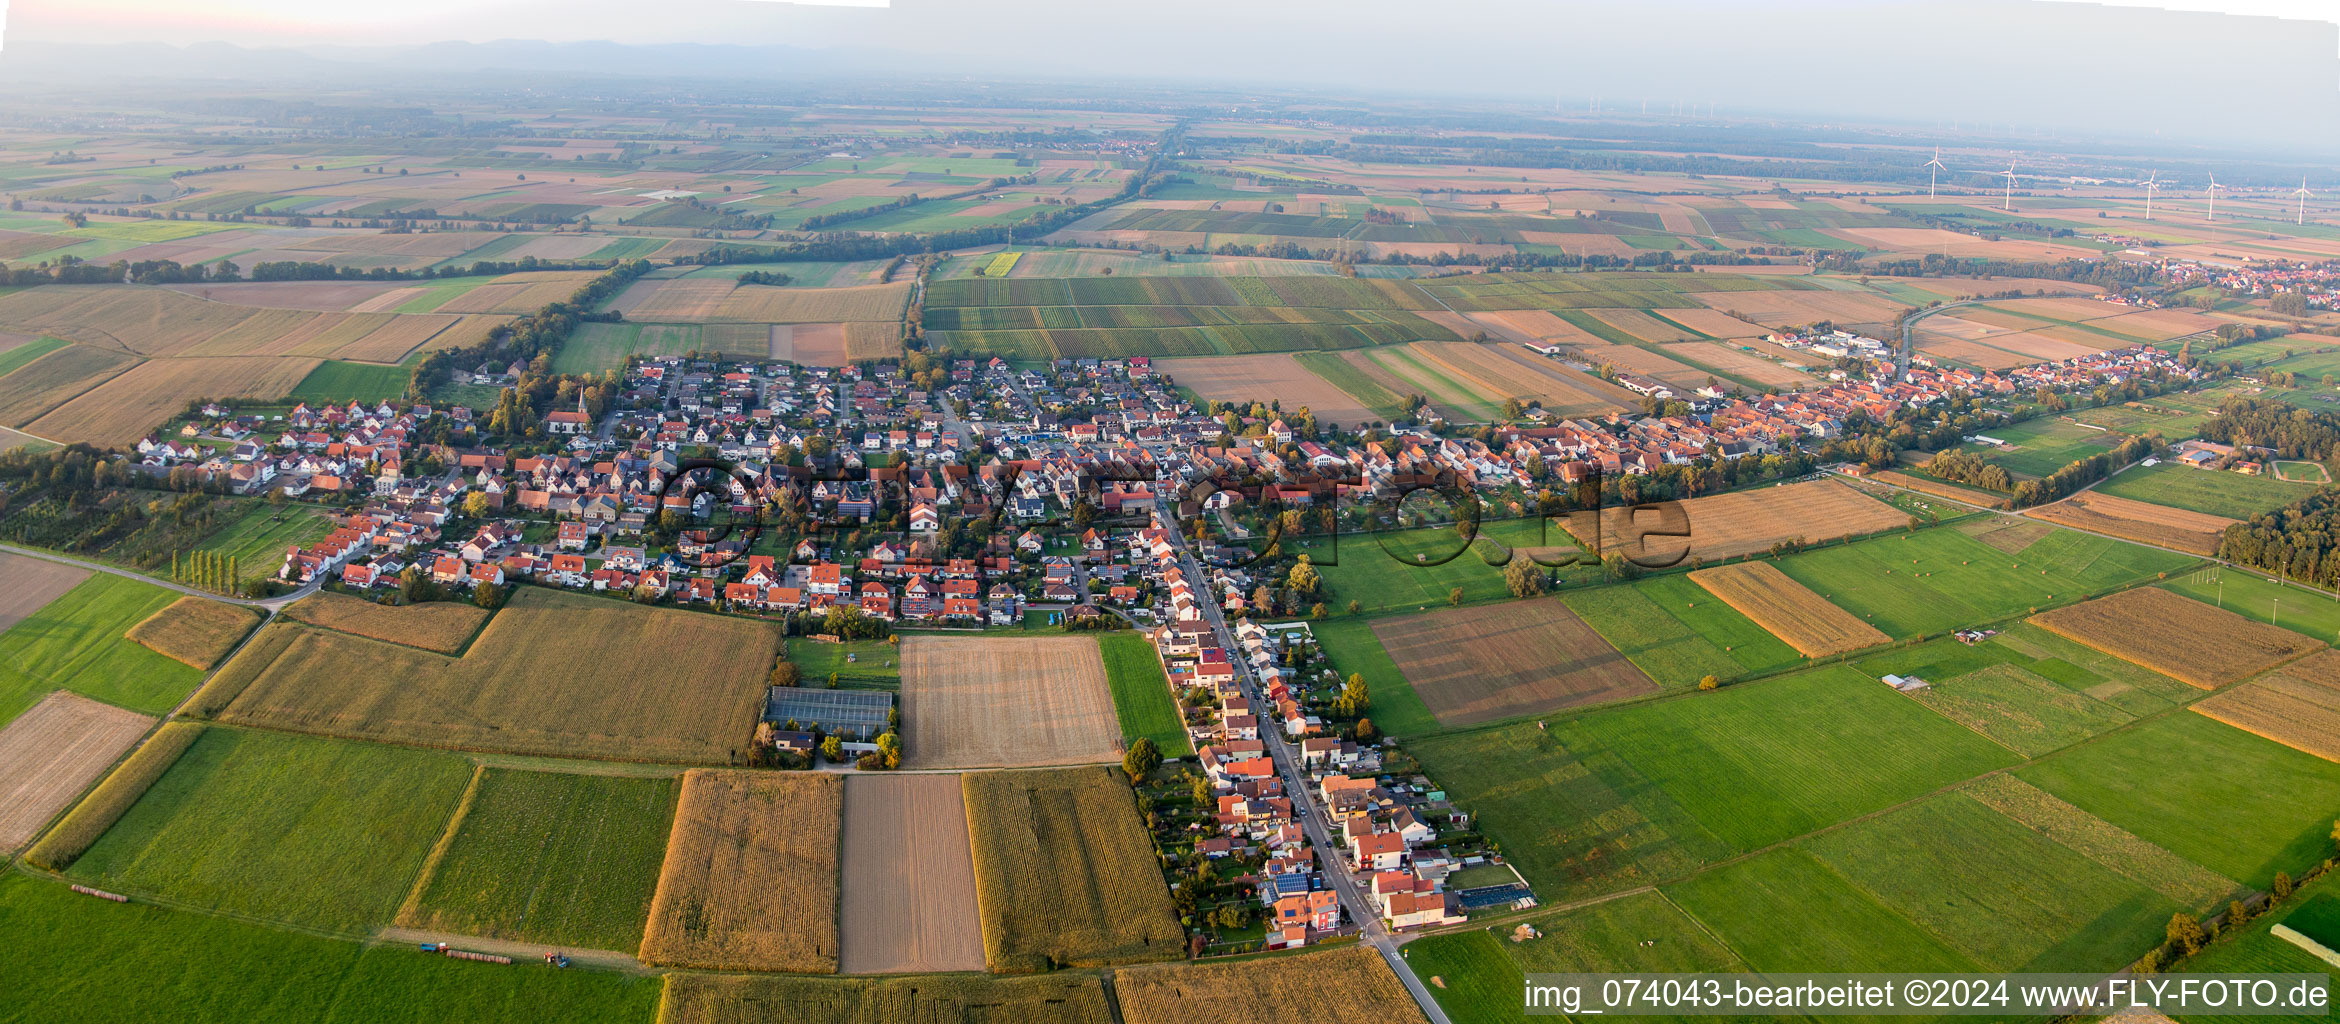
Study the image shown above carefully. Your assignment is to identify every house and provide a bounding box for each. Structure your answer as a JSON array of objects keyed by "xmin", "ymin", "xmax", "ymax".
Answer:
[
  {"xmin": 557, "ymin": 521, "xmax": 590, "ymax": 551},
  {"xmin": 545, "ymin": 410, "xmax": 591, "ymax": 435},
  {"xmin": 1352, "ymin": 832, "xmax": 1406, "ymax": 872},
  {"xmin": 431, "ymin": 555, "xmax": 465, "ymax": 585},
  {"xmin": 858, "ymin": 581, "xmax": 894, "ymax": 619}
]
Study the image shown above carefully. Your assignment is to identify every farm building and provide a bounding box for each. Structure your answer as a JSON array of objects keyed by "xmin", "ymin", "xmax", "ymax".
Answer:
[{"xmin": 765, "ymin": 685, "xmax": 894, "ymax": 743}]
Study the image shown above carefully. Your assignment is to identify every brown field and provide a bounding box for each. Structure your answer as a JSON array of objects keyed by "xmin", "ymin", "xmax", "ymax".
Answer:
[
  {"xmin": 1822, "ymin": 227, "xmax": 2100, "ymax": 261},
  {"xmin": 842, "ymin": 321, "xmax": 902, "ymax": 362},
  {"xmin": 1115, "ymin": 945, "xmax": 1428, "ymax": 1024},
  {"xmin": 0, "ymin": 691, "xmax": 155, "ymax": 851},
  {"xmin": 659, "ymin": 973, "xmax": 1113, "ymax": 1024},
  {"xmin": 348, "ymin": 287, "xmax": 426, "ymax": 313},
  {"xmin": 1438, "ymin": 342, "xmax": 1634, "ymax": 417},
  {"xmin": 25, "ymin": 355, "xmax": 320, "ymax": 446},
  {"xmin": 2093, "ymin": 308, "xmax": 2225, "ymax": 340},
  {"xmin": 0, "ymin": 344, "xmax": 141, "ymax": 428},
  {"xmin": 1688, "ymin": 290, "xmax": 1905, "ymax": 329},
  {"xmin": 1690, "ymin": 561, "xmax": 1892, "ymax": 658},
  {"xmin": 640, "ymin": 770, "xmax": 842, "ymax": 973},
  {"xmin": 0, "ymin": 286, "xmax": 269, "ymax": 355},
  {"xmin": 124, "ymin": 597, "xmax": 261, "ymax": 670},
  {"xmin": 281, "ymin": 590, "xmax": 490, "ymax": 654},
  {"xmin": 1162, "ymin": 353, "xmax": 1378, "ymax": 425},
  {"xmin": 1571, "ymin": 478, "xmax": 1906, "ymax": 565},
  {"xmin": 1372, "ymin": 599, "xmax": 1656, "ymax": 726},
  {"xmin": 1922, "ymin": 338, "xmax": 2036, "ymax": 370},
  {"xmin": 1959, "ymin": 516, "xmax": 2056, "ymax": 554},
  {"xmin": 2031, "ymin": 588, "xmax": 2319, "ymax": 690},
  {"xmin": 605, "ymin": 277, "xmax": 735, "ymax": 320},
  {"xmin": 711, "ymin": 283, "xmax": 913, "ymax": 324},
  {"xmin": 2026, "ymin": 493, "xmax": 2233, "ymax": 557},
  {"xmin": 0, "ymin": 552, "xmax": 90, "ymax": 631},
  {"xmin": 22, "ymin": 721, "xmax": 201, "ymax": 871},
  {"xmin": 1999, "ymin": 296, "xmax": 2132, "ymax": 323},
  {"xmin": 213, "ymin": 587, "xmax": 774, "ymax": 763},
  {"xmin": 2191, "ymin": 649, "xmax": 2340, "ymax": 762},
  {"xmin": 163, "ymin": 280, "xmax": 414, "ymax": 311},
  {"xmin": 962, "ymin": 766, "xmax": 1185, "ymax": 972},
  {"xmin": 838, "ymin": 773, "xmax": 985, "ymax": 974},
  {"xmin": 1573, "ymin": 341, "xmax": 1710, "ymax": 387},
  {"xmin": 900, "ymin": 635, "xmax": 1121, "ymax": 770},
  {"xmin": 1653, "ymin": 308, "xmax": 1769, "ymax": 338},
  {"xmin": 1586, "ymin": 308, "xmax": 1703, "ymax": 343},
  {"xmin": 1672, "ymin": 341, "xmax": 1813, "ymax": 387},
  {"xmin": 770, "ymin": 323, "xmax": 848, "ymax": 366},
  {"xmin": 1459, "ymin": 309, "xmax": 1605, "ymax": 346},
  {"xmin": 0, "ymin": 230, "xmax": 75, "ymax": 260}
]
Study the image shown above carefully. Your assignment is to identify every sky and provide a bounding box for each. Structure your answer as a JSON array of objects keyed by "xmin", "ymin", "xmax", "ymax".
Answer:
[{"xmin": 1, "ymin": 0, "xmax": 2334, "ymax": 152}]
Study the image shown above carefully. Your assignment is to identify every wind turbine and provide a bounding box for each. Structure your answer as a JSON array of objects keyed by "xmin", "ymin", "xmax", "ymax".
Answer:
[
  {"xmin": 2206, "ymin": 172, "xmax": 2223, "ymax": 223},
  {"xmin": 2001, "ymin": 159, "xmax": 2017, "ymax": 212},
  {"xmin": 2296, "ymin": 177, "xmax": 2313, "ymax": 225},
  {"xmin": 1925, "ymin": 147, "xmax": 1946, "ymax": 198},
  {"xmin": 2144, "ymin": 171, "xmax": 2160, "ymax": 221}
]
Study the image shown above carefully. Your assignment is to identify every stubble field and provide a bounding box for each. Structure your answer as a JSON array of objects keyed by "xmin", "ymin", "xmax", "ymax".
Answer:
[
  {"xmin": 2025, "ymin": 491, "xmax": 2234, "ymax": 556},
  {"xmin": 837, "ymin": 772, "xmax": 986, "ymax": 974},
  {"xmin": 900, "ymin": 635, "xmax": 1121, "ymax": 770},
  {"xmin": 2030, "ymin": 587, "xmax": 2319, "ymax": 689},
  {"xmin": 1689, "ymin": 561, "xmax": 1892, "ymax": 658},
  {"xmin": 0, "ymin": 691, "xmax": 153, "ymax": 850},
  {"xmin": 1567, "ymin": 479, "xmax": 1905, "ymax": 566},
  {"xmin": 280, "ymin": 591, "xmax": 490, "ymax": 654},
  {"xmin": 0, "ymin": 551, "xmax": 89, "ymax": 631},
  {"xmin": 2191, "ymin": 648, "xmax": 2340, "ymax": 762},
  {"xmin": 1114, "ymin": 945, "xmax": 1428, "ymax": 1024},
  {"xmin": 1371, "ymin": 598, "xmax": 1658, "ymax": 726}
]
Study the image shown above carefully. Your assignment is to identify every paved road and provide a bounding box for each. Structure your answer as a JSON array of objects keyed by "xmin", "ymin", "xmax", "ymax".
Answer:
[
  {"xmin": 1153, "ymin": 499, "xmax": 1454, "ymax": 1024},
  {"xmin": 1897, "ymin": 300, "xmax": 1973, "ymax": 381},
  {"xmin": 0, "ymin": 542, "xmax": 322, "ymax": 610}
]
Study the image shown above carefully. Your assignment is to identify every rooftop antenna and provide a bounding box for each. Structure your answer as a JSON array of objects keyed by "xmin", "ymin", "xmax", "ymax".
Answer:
[
  {"xmin": 2206, "ymin": 172, "xmax": 2223, "ymax": 222},
  {"xmin": 2001, "ymin": 159, "xmax": 2017, "ymax": 212},
  {"xmin": 2144, "ymin": 171, "xmax": 2160, "ymax": 221},
  {"xmin": 1925, "ymin": 147, "xmax": 1946, "ymax": 198},
  {"xmin": 2296, "ymin": 177, "xmax": 2313, "ymax": 225}
]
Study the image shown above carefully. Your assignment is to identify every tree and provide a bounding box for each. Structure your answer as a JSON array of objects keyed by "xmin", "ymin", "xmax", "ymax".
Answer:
[
  {"xmin": 464, "ymin": 491, "xmax": 491, "ymax": 519},
  {"xmin": 1503, "ymin": 557, "xmax": 1547, "ymax": 598},
  {"xmin": 1123, "ymin": 736, "xmax": 1162, "ymax": 780},
  {"xmin": 1346, "ymin": 599, "xmax": 1361, "ymax": 615},
  {"xmin": 875, "ymin": 731, "xmax": 902, "ymax": 769},
  {"xmin": 769, "ymin": 661, "xmax": 801, "ymax": 687},
  {"xmin": 827, "ymin": 670, "xmax": 840, "ymax": 689},
  {"xmin": 473, "ymin": 581, "xmax": 503, "ymax": 609},
  {"xmin": 1310, "ymin": 602, "xmax": 1327, "ymax": 620},
  {"xmin": 2274, "ymin": 871, "xmax": 2294, "ymax": 900},
  {"xmin": 2166, "ymin": 912, "xmax": 2206, "ymax": 957},
  {"xmin": 819, "ymin": 735, "xmax": 844, "ymax": 763},
  {"xmin": 1353, "ymin": 717, "xmax": 1379, "ymax": 743},
  {"xmin": 1448, "ymin": 587, "xmax": 1464, "ymax": 606},
  {"xmin": 1698, "ymin": 675, "xmax": 1720, "ymax": 691},
  {"xmin": 1286, "ymin": 556, "xmax": 1320, "ymax": 596}
]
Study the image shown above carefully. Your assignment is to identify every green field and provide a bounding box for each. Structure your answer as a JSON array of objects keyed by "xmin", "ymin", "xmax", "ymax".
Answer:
[
  {"xmin": 1667, "ymin": 847, "xmax": 1980, "ymax": 973},
  {"xmin": 193, "ymin": 503, "xmax": 336, "ymax": 574},
  {"xmin": 1977, "ymin": 418, "xmax": 2118, "ymax": 478},
  {"xmin": 2162, "ymin": 568, "xmax": 2340, "ymax": 642},
  {"xmin": 782, "ymin": 636, "xmax": 900, "ymax": 690},
  {"xmin": 0, "ymin": 573, "xmax": 204, "ymax": 725},
  {"xmin": 1773, "ymin": 525, "xmax": 2195, "ymax": 638},
  {"xmin": 1802, "ymin": 792, "xmax": 2185, "ymax": 971},
  {"xmin": 552, "ymin": 322, "xmax": 714, "ymax": 375},
  {"xmin": 1851, "ymin": 635, "xmax": 2153, "ymax": 754},
  {"xmin": 1096, "ymin": 632, "xmax": 1190, "ymax": 755},
  {"xmin": 2094, "ymin": 461, "xmax": 2324, "ymax": 519},
  {"xmin": 0, "ymin": 334, "xmax": 68, "ymax": 378},
  {"xmin": 289, "ymin": 360, "xmax": 412, "ymax": 404},
  {"xmin": 2017, "ymin": 712, "xmax": 2340, "ymax": 889},
  {"xmin": 401, "ymin": 769, "xmax": 679, "ymax": 951},
  {"xmin": 67, "ymin": 728, "xmax": 475, "ymax": 935},
  {"xmin": 1306, "ymin": 617, "xmax": 1438, "ymax": 739},
  {"xmin": 1405, "ymin": 890, "xmax": 1761, "ymax": 1024},
  {"xmin": 1562, "ymin": 573, "xmax": 1802, "ymax": 688},
  {"xmin": 2167, "ymin": 873, "xmax": 2340, "ymax": 1024},
  {"xmin": 1292, "ymin": 350, "xmax": 1407, "ymax": 422},
  {"xmin": 1303, "ymin": 520, "xmax": 1595, "ymax": 617},
  {"xmin": 0, "ymin": 874, "xmax": 657, "ymax": 1024}
]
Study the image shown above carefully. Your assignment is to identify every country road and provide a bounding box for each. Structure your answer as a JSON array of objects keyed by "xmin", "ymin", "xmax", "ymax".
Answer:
[{"xmin": 0, "ymin": 541, "xmax": 321, "ymax": 610}]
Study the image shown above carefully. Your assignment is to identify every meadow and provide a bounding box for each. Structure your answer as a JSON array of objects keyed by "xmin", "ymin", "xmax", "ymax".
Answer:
[
  {"xmin": 1851, "ymin": 633, "xmax": 2165, "ymax": 751},
  {"xmin": 398, "ymin": 768, "xmax": 680, "ymax": 952},
  {"xmin": 1403, "ymin": 890, "xmax": 1763, "ymax": 1024},
  {"xmin": 961, "ymin": 766, "xmax": 1184, "ymax": 972},
  {"xmin": 0, "ymin": 573, "xmax": 204, "ymax": 726},
  {"xmin": 782, "ymin": 635, "xmax": 900, "ymax": 689},
  {"xmin": 1562, "ymin": 573, "xmax": 1809, "ymax": 687},
  {"xmin": 2016, "ymin": 712, "xmax": 2340, "ymax": 888},
  {"xmin": 2093, "ymin": 461, "xmax": 2323, "ymax": 518},
  {"xmin": 288, "ymin": 359, "xmax": 412, "ymax": 404},
  {"xmin": 1973, "ymin": 418, "xmax": 2117, "ymax": 478},
  {"xmin": 1666, "ymin": 848, "xmax": 1980, "ymax": 973},
  {"xmin": 1771, "ymin": 524, "xmax": 2195, "ymax": 638},
  {"xmin": 192, "ymin": 502, "xmax": 336, "ymax": 571},
  {"xmin": 1097, "ymin": 631, "xmax": 1189, "ymax": 754},
  {"xmin": 0, "ymin": 875, "xmax": 662, "ymax": 1024},
  {"xmin": 66, "ymin": 728, "xmax": 475, "ymax": 935},
  {"xmin": 2162, "ymin": 568, "xmax": 2340, "ymax": 642},
  {"xmin": 1301, "ymin": 520, "xmax": 1596, "ymax": 616},
  {"xmin": 1306, "ymin": 617, "xmax": 1439, "ymax": 738}
]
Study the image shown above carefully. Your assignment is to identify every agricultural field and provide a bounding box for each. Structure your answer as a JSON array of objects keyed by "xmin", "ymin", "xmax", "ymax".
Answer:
[
  {"xmin": 1115, "ymin": 944, "xmax": 1429, "ymax": 1024},
  {"xmin": 1305, "ymin": 617, "xmax": 1439, "ymax": 739},
  {"xmin": 1159, "ymin": 352, "xmax": 1384, "ymax": 426},
  {"xmin": 2191, "ymin": 648, "xmax": 2340, "ymax": 761},
  {"xmin": 658, "ymin": 972, "xmax": 1111, "ymax": 1024},
  {"xmin": 65, "ymin": 727, "xmax": 475, "ymax": 935},
  {"xmin": 1850, "ymin": 632, "xmax": 2171, "ymax": 751},
  {"xmin": 1770, "ymin": 524, "xmax": 2196, "ymax": 638},
  {"xmin": 0, "ymin": 550, "xmax": 89, "ymax": 630},
  {"xmin": 1689, "ymin": 561, "xmax": 1892, "ymax": 658},
  {"xmin": 1097, "ymin": 631, "xmax": 1188, "ymax": 754},
  {"xmin": 190, "ymin": 502, "xmax": 336, "ymax": 570},
  {"xmin": 209, "ymin": 587, "xmax": 774, "ymax": 763},
  {"xmin": 639, "ymin": 769, "xmax": 842, "ymax": 973},
  {"xmin": 1568, "ymin": 479, "xmax": 1906, "ymax": 567},
  {"xmin": 1963, "ymin": 774, "xmax": 2240, "ymax": 908},
  {"xmin": 1301, "ymin": 520, "xmax": 1597, "ymax": 617},
  {"xmin": 781, "ymin": 636, "xmax": 899, "ymax": 689},
  {"xmin": 281, "ymin": 590, "xmax": 491, "ymax": 654},
  {"xmin": 123, "ymin": 596, "xmax": 261, "ymax": 669},
  {"xmin": 1969, "ymin": 417, "xmax": 2122, "ymax": 478},
  {"xmin": 2017, "ymin": 711, "xmax": 2340, "ymax": 888},
  {"xmin": 397, "ymin": 768, "xmax": 681, "ymax": 952},
  {"xmin": 2162, "ymin": 568, "xmax": 2340, "ymax": 641},
  {"xmin": 1562, "ymin": 573, "xmax": 1803, "ymax": 687},
  {"xmin": 899, "ymin": 634, "xmax": 1121, "ymax": 769},
  {"xmin": 2093, "ymin": 461, "xmax": 2324, "ymax": 519},
  {"xmin": 961, "ymin": 766, "xmax": 1184, "ymax": 972},
  {"xmin": 1370, "ymin": 598, "xmax": 1657, "ymax": 726},
  {"xmin": 837, "ymin": 772, "xmax": 987, "ymax": 974},
  {"xmin": 2030, "ymin": 586, "xmax": 2319, "ymax": 689},
  {"xmin": 1666, "ymin": 847, "xmax": 1979, "ymax": 973},
  {"xmin": 24, "ymin": 721, "xmax": 203, "ymax": 871},
  {"xmin": 2027, "ymin": 490, "xmax": 2234, "ymax": 556},
  {"xmin": 1404, "ymin": 890, "xmax": 1761, "ymax": 1024},
  {"xmin": 0, "ymin": 691, "xmax": 153, "ymax": 850},
  {"xmin": 0, "ymin": 572, "xmax": 204, "ymax": 727},
  {"xmin": 0, "ymin": 874, "xmax": 662, "ymax": 1024}
]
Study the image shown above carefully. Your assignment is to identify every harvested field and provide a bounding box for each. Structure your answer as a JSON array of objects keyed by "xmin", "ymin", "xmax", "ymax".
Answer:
[
  {"xmin": 1872, "ymin": 468, "xmax": 2007, "ymax": 507},
  {"xmin": 1960, "ymin": 516, "xmax": 2055, "ymax": 554},
  {"xmin": 213, "ymin": 587, "xmax": 774, "ymax": 763},
  {"xmin": 26, "ymin": 356, "xmax": 320, "ymax": 446},
  {"xmin": 0, "ymin": 552, "xmax": 89, "ymax": 631},
  {"xmin": 640, "ymin": 770, "xmax": 842, "ymax": 973},
  {"xmin": 1690, "ymin": 561, "xmax": 1891, "ymax": 658},
  {"xmin": 1654, "ymin": 308, "xmax": 1769, "ymax": 338},
  {"xmin": 1963, "ymin": 774, "xmax": 2239, "ymax": 909},
  {"xmin": 2192, "ymin": 648, "xmax": 2340, "ymax": 762},
  {"xmin": 123, "ymin": 597, "xmax": 261, "ymax": 670},
  {"xmin": 605, "ymin": 277, "xmax": 734, "ymax": 320},
  {"xmin": 1688, "ymin": 289, "xmax": 1904, "ymax": 329},
  {"xmin": 1459, "ymin": 309, "xmax": 1604, "ymax": 346},
  {"xmin": 770, "ymin": 323, "xmax": 847, "ymax": 365},
  {"xmin": 838, "ymin": 773, "xmax": 985, "ymax": 974},
  {"xmin": 2031, "ymin": 588, "xmax": 2319, "ymax": 689},
  {"xmin": 1586, "ymin": 308, "xmax": 1703, "ymax": 343},
  {"xmin": 962, "ymin": 766, "xmax": 1183, "ymax": 972},
  {"xmin": 282, "ymin": 590, "xmax": 489, "ymax": 654},
  {"xmin": 713, "ymin": 283, "xmax": 912, "ymax": 324},
  {"xmin": 1569, "ymin": 478, "xmax": 1905, "ymax": 566},
  {"xmin": 1477, "ymin": 344, "xmax": 1635, "ymax": 415},
  {"xmin": 900, "ymin": 635, "xmax": 1120, "ymax": 770},
  {"xmin": 21, "ymin": 721, "xmax": 200, "ymax": 871},
  {"xmin": 1672, "ymin": 341, "xmax": 1814, "ymax": 387},
  {"xmin": 1161, "ymin": 353, "xmax": 1378, "ymax": 425},
  {"xmin": 1115, "ymin": 944, "xmax": 1428, "ymax": 1024},
  {"xmin": 163, "ymin": 280, "xmax": 413, "ymax": 311},
  {"xmin": 1371, "ymin": 599, "xmax": 1657, "ymax": 726},
  {"xmin": 2027, "ymin": 492, "xmax": 2233, "ymax": 557},
  {"xmin": 0, "ymin": 344, "xmax": 140, "ymax": 428},
  {"xmin": 842, "ymin": 321, "xmax": 902, "ymax": 362},
  {"xmin": 660, "ymin": 973, "xmax": 1112, "ymax": 1024},
  {"xmin": 0, "ymin": 691, "xmax": 154, "ymax": 851}
]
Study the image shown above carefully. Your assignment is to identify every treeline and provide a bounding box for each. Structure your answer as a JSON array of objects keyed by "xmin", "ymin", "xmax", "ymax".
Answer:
[
  {"xmin": 2220, "ymin": 491, "xmax": 2340, "ymax": 589},
  {"xmin": 1850, "ymin": 252, "xmax": 2163, "ymax": 287},
  {"xmin": 800, "ymin": 194, "xmax": 922, "ymax": 231},
  {"xmin": 2197, "ymin": 397, "xmax": 2340, "ymax": 459},
  {"xmin": 0, "ymin": 253, "xmax": 632, "ymax": 286},
  {"xmin": 2011, "ymin": 433, "xmax": 2158, "ymax": 507},
  {"xmin": 407, "ymin": 260, "xmax": 653, "ymax": 399},
  {"xmin": 0, "ymin": 255, "xmax": 239, "ymax": 286},
  {"xmin": 1923, "ymin": 449, "xmax": 2014, "ymax": 492},
  {"xmin": 733, "ymin": 270, "xmax": 793, "ymax": 286}
]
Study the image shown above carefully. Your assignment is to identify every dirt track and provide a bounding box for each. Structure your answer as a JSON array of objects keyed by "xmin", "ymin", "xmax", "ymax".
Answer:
[
  {"xmin": 838, "ymin": 773, "xmax": 986, "ymax": 974},
  {"xmin": 0, "ymin": 691, "xmax": 154, "ymax": 850},
  {"xmin": 900, "ymin": 635, "xmax": 1120, "ymax": 770}
]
